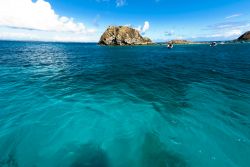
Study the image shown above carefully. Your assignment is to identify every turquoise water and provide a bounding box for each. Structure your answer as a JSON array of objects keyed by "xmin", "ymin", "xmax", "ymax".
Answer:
[{"xmin": 0, "ymin": 41, "xmax": 249, "ymax": 167}]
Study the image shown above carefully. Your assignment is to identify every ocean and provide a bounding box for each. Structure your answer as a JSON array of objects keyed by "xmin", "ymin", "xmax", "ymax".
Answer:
[{"xmin": 0, "ymin": 41, "xmax": 249, "ymax": 167}]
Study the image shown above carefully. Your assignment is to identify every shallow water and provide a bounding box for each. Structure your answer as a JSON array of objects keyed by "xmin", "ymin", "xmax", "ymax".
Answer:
[{"xmin": 0, "ymin": 41, "xmax": 249, "ymax": 167}]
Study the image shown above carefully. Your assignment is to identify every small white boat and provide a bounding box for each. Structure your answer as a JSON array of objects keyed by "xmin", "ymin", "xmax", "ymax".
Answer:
[
  {"xmin": 210, "ymin": 42, "xmax": 217, "ymax": 47},
  {"xmin": 167, "ymin": 44, "xmax": 174, "ymax": 49}
]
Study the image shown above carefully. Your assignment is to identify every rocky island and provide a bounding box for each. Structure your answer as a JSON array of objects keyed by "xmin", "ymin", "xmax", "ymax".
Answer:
[
  {"xmin": 238, "ymin": 31, "xmax": 250, "ymax": 41},
  {"xmin": 99, "ymin": 26, "xmax": 153, "ymax": 46},
  {"xmin": 167, "ymin": 40, "xmax": 192, "ymax": 45}
]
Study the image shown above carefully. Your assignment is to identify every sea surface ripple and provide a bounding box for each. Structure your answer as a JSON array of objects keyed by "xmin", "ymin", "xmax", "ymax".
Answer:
[{"xmin": 0, "ymin": 41, "xmax": 250, "ymax": 167}]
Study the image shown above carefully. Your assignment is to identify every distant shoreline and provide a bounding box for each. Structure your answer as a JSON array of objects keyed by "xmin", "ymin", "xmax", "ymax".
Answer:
[{"xmin": 0, "ymin": 39, "xmax": 249, "ymax": 45}]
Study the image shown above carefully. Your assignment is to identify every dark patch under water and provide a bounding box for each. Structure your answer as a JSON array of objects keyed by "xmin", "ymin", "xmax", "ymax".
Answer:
[
  {"xmin": 140, "ymin": 133, "xmax": 187, "ymax": 167},
  {"xmin": 0, "ymin": 41, "xmax": 249, "ymax": 167},
  {"xmin": 0, "ymin": 154, "xmax": 18, "ymax": 167},
  {"xmin": 70, "ymin": 143, "xmax": 109, "ymax": 167}
]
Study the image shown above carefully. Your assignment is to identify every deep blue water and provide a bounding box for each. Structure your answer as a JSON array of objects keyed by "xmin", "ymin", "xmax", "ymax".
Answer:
[{"xmin": 0, "ymin": 41, "xmax": 249, "ymax": 167}]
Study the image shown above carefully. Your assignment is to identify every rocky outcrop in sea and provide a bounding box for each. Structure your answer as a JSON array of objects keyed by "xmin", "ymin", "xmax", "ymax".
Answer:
[
  {"xmin": 167, "ymin": 40, "xmax": 191, "ymax": 44},
  {"xmin": 238, "ymin": 31, "xmax": 250, "ymax": 41},
  {"xmin": 99, "ymin": 26, "xmax": 152, "ymax": 45}
]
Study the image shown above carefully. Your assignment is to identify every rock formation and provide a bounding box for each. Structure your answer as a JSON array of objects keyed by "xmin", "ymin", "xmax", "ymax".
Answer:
[
  {"xmin": 238, "ymin": 31, "xmax": 250, "ymax": 41},
  {"xmin": 99, "ymin": 26, "xmax": 152, "ymax": 45},
  {"xmin": 167, "ymin": 40, "xmax": 191, "ymax": 44}
]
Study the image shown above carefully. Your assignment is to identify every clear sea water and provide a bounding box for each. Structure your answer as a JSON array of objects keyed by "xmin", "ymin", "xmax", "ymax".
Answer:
[{"xmin": 0, "ymin": 41, "xmax": 249, "ymax": 167}]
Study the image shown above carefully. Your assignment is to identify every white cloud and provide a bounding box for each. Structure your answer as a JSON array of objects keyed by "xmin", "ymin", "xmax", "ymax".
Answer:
[
  {"xmin": 116, "ymin": 0, "xmax": 126, "ymax": 7},
  {"xmin": 165, "ymin": 30, "xmax": 175, "ymax": 36},
  {"xmin": 96, "ymin": 0, "xmax": 126, "ymax": 7},
  {"xmin": 124, "ymin": 24, "xmax": 131, "ymax": 27},
  {"xmin": 206, "ymin": 21, "xmax": 249, "ymax": 30},
  {"xmin": 209, "ymin": 29, "xmax": 242, "ymax": 38},
  {"xmin": 190, "ymin": 29, "xmax": 243, "ymax": 41},
  {"xmin": 0, "ymin": 31, "xmax": 39, "ymax": 40},
  {"xmin": 0, "ymin": 0, "xmax": 97, "ymax": 42},
  {"xmin": 223, "ymin": 29, "xmax": 242, "ymax": 37},
  {"xmin": 0, "ymin": 27, "xmax": 98, "ymax": 42},
  {"xmin": 142, "ymin": 21, "xmax": 150, "ymax": 33},
  {"xmin": 225, "ymin": 14, "xmax": 242, "ymax": 19},
  {"xmin": 198, "ymin": 20, "xmax": 250, "ymax": 40},
  {"xmin": 136, "ymin": 21, "xmax": 150, "ymax": 34}
]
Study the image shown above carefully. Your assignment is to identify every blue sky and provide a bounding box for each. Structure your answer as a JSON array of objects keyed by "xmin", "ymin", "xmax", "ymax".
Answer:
[{"xmin": 0, "ymin": 0, "xmax": 250, "ymax": 42}]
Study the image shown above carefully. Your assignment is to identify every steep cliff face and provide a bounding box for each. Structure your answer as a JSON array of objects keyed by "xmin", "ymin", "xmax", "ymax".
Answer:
[
  {"xmin": 238, "ymin": 31, "xmax": 250, "ymax": 41},
  {"xmin": 99, "ymin": 26, "xmax": 152, "ymax": 45}
]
